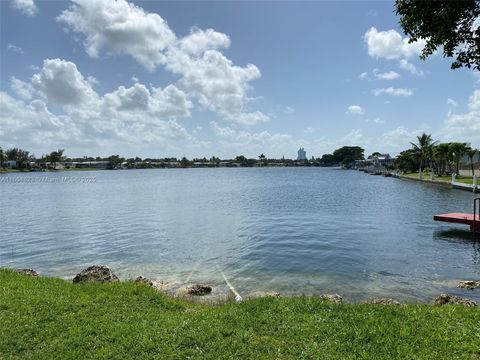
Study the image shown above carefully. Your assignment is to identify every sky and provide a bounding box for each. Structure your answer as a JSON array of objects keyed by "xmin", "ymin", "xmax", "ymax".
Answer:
[{"xmin": 1, "ymin": 0, "xmax": 479, "ymax": 159}]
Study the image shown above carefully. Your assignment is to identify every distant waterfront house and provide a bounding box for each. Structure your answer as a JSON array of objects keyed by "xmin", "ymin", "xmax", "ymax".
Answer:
[
  {"xmin": 61, "ymin": 161, "xmax": 109, "ymax": 169},
  {"xmin": 353, "ymin": 159, "xmax": 370, "ymax": 169},
  {"xmin": 219, "ymin": 161, "xmax": 241, "ymax": 167},
  {"xmin": 372, "ymin": 154, "xmax": 393, "ymax": 168},
  {"xmin": 81, "ymin": 161, "xmax": 109, "ymax": 169},
  {"xmin": 192, "ymin": 161, "xmax": 215, "ymax": 168},
  {"xmin": 354, "ymin": 153, "xmax": 394, "ymax": 171},
  {"xmin": 4, "ymin": 160, "xmax": 17, "ymax": 168},
  {"xmin": 459, "ymin": 152, "xmax": 480, "ymax": 176}
]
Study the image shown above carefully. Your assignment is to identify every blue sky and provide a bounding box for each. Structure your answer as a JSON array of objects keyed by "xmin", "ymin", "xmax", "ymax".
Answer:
[{"xmin": 1, "ymin": 0, "xmax": 478, "ymax": 159}]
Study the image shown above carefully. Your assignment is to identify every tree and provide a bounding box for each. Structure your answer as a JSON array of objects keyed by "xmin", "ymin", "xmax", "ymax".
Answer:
[
  {"xmin": 48, "ymin": 149, "xmax": 65, "ymax": 169},
  {"xmin": 210, "ymin": 156, "xmax": 220, "ymax": 166},
  {"xmin": 332, "ymin": 146, "xmax": 364, "ymax": 168},
  {"xmin": 125, "ymin": 158, "xmax": 136, "ymax": 169},
  {"xmin": 5, "ymin": 148, "xmax": 33, "ymax": 169},
  {"xmin": 0, "ymin": 147, "xmax": 4, "ymax": 169},
  {"xmin": 107, "ymin": 155, "xmax": 124, "ymax": 170},
  {"xmin": 396, "ymin": 0, "xmax": 480, "ymax": 70},
  {"xmin": 449, "ymin": 142, "xmax": 468, "ymax": 175},
  {"xmin": 235, "ymin": 155, "xmax": 247, "ymax": 166},
  {"xmin": 180, "ymin": 156, "xmax": 190, "ymax": 168},
  {"xmin": 394, "ymin": 149, "xmax": 419, "ymax": 173},
  {"xmin": 410, "ymin": 133, "xmax": 437, "ymax": 171},
  {"xmin": 466, "ymin": 147, "xmax": 478, "ymax": 176},
  {"xmin": 433, "ymin": 143, "xmax": 451, "ymax": 176},
  {"xmin": 258, "ymin": 153, "xmax": 266, "ymax": 166},
  {"xmin": 234, "ymin": 155, "xmax": 256, "ymax": 167},
  {"xmin": 319, "ymin": 153, "xmax": 336, "ymax": 167}
]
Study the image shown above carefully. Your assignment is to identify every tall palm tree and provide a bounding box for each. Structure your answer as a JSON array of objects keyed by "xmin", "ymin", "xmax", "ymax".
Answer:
[
  {"xmin": 466, "ymin": 147, "xmax": 478, "ymax": 176},
  {"xmin": 258, "ymin": 153, "xmax": 266, "ymax": 166},
  {"xmin": 433, "ymin": 143, "xmax": 450, "ymax": 176},
  {"xmin": 449, "ymin": 142, "xmax": 468, "ymax": 175},
  {"xmin": 410, "ymin": 133, "xmax": 437, "ymax": 171}
]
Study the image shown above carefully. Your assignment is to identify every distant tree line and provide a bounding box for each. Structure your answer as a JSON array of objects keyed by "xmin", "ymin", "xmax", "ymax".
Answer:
[
  {"xmin": 1, "ymin": 147, "xmax": 349, "ymax": 170},
  {"xmin": 6, "ymin": 140, "xmax": 475, "ymax": 174},
  {"xmin": 0, "ymin": 144, "xmax": 370, "ymax": 170},
  {"xmin": 0, "ymin": 148, "xmax": 67, "ymax": 170}
]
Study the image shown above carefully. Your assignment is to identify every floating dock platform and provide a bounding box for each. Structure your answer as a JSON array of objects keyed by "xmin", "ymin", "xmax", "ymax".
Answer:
[{"xmin": 434, "ymin": 213, "xmax": 480, "ymax": 232}]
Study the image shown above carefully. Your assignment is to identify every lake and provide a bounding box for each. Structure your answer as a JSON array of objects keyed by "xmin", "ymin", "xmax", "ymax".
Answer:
[{"xmin": 1, "ymin": 168, "xmax": 479, "ymax": 302}]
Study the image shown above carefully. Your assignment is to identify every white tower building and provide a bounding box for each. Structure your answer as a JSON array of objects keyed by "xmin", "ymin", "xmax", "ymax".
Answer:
[{"xmin": 297, "ymin": 148, "xmax": 306, "ymax": 161}]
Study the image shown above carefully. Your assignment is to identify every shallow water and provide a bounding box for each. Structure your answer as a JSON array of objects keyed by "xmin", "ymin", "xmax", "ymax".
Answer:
[{"xmin": 1, "ymin": 168, "xmax": 479, "ymax": 302}]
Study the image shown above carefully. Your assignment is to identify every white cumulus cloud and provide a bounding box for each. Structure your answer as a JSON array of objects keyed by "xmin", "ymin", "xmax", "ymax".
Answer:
[
  {"xmin": 210, "ymin": 121, "xmax": 292, "ymax": 152},
  {"xmin": 31, "ymin": 59, "xmax": 99, "ymax": 107},
  {"xmin": 1, "ymin": 58, "xmax": 195, "ymax": 155},
  {"xmin": 10, "ymin": 0, "xmax": 38, "ymax": 17},
  {"xmin": 6, "ymin": 43, "xmax": 24, "ymax": 54},
  {"xmin": 57, "ymin": 0, "xmax": 175, "ymax": 70},
  {"xmin": 398, "ymin": 59, "xmax": 424, "ymax": 76},
  {"xmin": 347, "ymin": 105, "xmax": 365, "ymax": 115},
  {"xmin": 58, "ymin": 0, "xmax": 267, "ymax": 125},
  {"xmin": 10, "ymin": 76, "xmax": 35, "ymax": 100},
  {"xmin": 365, "ymin": 117, "xmax": 384, "ymax": 124},
  {"xmin": 372, "ymin": 87, "xmax": 414, "ymax": 97},
  {"xmin": 440, "ymin": 89, "xmax": 480, "ymax": 146},
  {"xmin": 447, "ymin": 98, "xmax": 458, "ymax": 107},
  {"xmin": 363, "ymin": 27, "xmax": 425, "ymax": 60},
  {"xmin": 359, "ymin": 72, "xmax": 369, "ymax": 80},
  {"xmin": 373, "ymin": 69, "xmax": 400, "ymax": 80},
  {"xmin": 179, "ymin": 27, "xmax": 230, "ymax": 55},
  {"xmin": 167, "ymin": 48, "xmax": 267, "ymax": 125}
]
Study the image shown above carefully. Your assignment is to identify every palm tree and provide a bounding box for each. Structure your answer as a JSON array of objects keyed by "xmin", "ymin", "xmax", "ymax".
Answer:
[
  {"xmin": 449, "ymin": 142, "xmax": 468, "ymax": 175},
  {"xmin": 48, "ymin": 149, "xmax": 65, "ymax": 169},
  {"xmin": 466, "ymin": 147, "xmax": 478, "ymax": 176},
  {"xmin": 433, "ymin": 143, "xmax": 450, "ymax": 176},
  {"xmin": 258, "ymin": 153, "xmax": 266, "ymax": 166},
  {"xmin": 410, "ymin": 133, "xmax": 437, "ymax": 171}
]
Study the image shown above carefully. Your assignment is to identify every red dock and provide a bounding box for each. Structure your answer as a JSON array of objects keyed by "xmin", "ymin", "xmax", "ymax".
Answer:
[{"xmin": 434, "ymin": 213, "xmax": 480, "ymax": 232}]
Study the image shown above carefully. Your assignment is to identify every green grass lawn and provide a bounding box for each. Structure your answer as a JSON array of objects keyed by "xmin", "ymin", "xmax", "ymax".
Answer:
[
  {"xmin": 0, "ymin": 168, "xmax": 103, "ymax": 173},
  {"xmin": 61, "ymin": 167, "xmax": 104, "ymax": 171},
  {"xmin": 0, "ymin": 169, "xmax": 22, "ymax": 173},
  {"xmin": 0, "ymin": 270, "xmax": 479, "ymax": 359},
  {"xmin": 403, "ymin": 172, "xmax": 474, "ymax": 185}
]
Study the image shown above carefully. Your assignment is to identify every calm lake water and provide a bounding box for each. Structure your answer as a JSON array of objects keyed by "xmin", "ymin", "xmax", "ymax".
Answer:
[{"xmin": 1, "ymin": 168, "xmax": 479, "ymax": 302}]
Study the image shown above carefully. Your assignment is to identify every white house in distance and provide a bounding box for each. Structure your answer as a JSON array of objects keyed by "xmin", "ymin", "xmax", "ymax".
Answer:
[{"xmin": 297, "ymin": 148, "xmax": 307, "ymax": 161}]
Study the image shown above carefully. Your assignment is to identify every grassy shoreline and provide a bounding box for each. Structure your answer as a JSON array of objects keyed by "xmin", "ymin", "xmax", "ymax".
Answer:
[
  {"xmin": 1, "ymin": 269, "xmax": 479, "ymax": 359},
  {"xmin": 402, "ymin": 172, "xmax": 474, "ymax": 185}
]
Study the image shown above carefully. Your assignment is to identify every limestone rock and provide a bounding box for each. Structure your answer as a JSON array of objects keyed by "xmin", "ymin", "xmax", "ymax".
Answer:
[
  {"xmin": 72, "ymin": 265, "xmax": 119, "ymax": 283},
  {"xmin": 433, "ymin": 294, "xmax": 477, "ymax": 307},
  {"xmin": 150, "ymin": 280, "xmax": 174, "ymax": 293},
  {"xmin": 15, "ymin": 269, "xmax": 39, "ymax": 277},
  {"xmin": 135, "ymin": 276, "xmax": 153, "ymax": 286},
  {"xmin": 319, "ymin": 294, "xmax": 343, "ymax": 304},
  {"xmin": 135, "ymin": 276, "xmax": 173, "ymax": 293},
  {"xmin": 186, "ymin": 284, "xmax": 212, "ymax": 296},
  {"xmin": 363, "ymin": 298, "xmax": 401, "ymax": 305},
  {"xmin": 457, "ymin": 280, "xmax": 479, "ymax": 290},
  {"xmin": 245, "ymin": 291, "xmax": 281, "ymax": 299}
]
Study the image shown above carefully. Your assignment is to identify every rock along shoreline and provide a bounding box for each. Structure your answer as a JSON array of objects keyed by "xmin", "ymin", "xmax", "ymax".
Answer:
[{"xmin": 9, "ymin": 265, "xmax": 479, "ymax": 307}]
